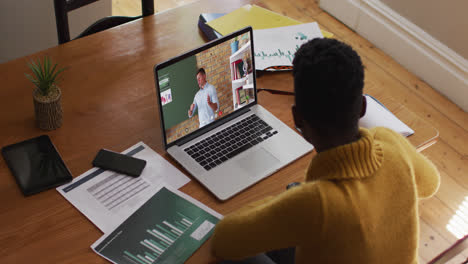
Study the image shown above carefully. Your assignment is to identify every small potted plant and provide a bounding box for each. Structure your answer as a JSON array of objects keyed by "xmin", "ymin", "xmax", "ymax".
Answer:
[{"xmin": 25, "ymin": 56, "xmax": 66, "ymax": 130}]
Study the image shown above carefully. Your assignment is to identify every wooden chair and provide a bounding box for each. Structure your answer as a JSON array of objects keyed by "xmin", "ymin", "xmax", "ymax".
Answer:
[
  {"xmin": 428, "ymin": 235, "xmax": 468, "ymax": 264},
  {"xmin": 53, "ymin": 0, "xmax": 154, "ymax": 44}
]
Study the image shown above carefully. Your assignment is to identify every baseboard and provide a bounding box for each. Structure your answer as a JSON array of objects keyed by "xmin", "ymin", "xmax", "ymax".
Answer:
[
  {"xmin": 319, "ymin": 0, "xmax": 468, "ymax": 112},
  {"xmin": 319, "ymin": 0, "xmax": 361, "ymax": 29}
]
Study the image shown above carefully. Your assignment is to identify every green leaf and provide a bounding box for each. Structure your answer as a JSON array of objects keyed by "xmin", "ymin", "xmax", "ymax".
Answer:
[
  {"xmin": 37, "ymin": 58, "xmax": 45, "ymax": 80},
  {"xmin": 50, "ymin": 66, "xmax": 65, "ymax": 84},
  {"xmin": 27, "ymin": 60, "xmax": 38, "ymax": 75},
  {"xmin": 25, "ymin": 74, "xmax": 40, "ymax": 88},
  {"xmin": 29, "ymin": 64, "xmax": 43, "ymax": 83},
  {"xmin": 24, "ymin": 72, "xmax": 36, "ymax": 82},
  {"xmin": 30, "ymin": 60, "xmax": 44, "ymax": 81},
  {"xmin": 49, "ymin": 63, "xmax": 58, "ymax": 79},
  {"xmin": 44, "ymin": 56, "xmax": 50, "ymax": 79},
  {"xmin": 25, "ymin": 56, "xmax": 66, "ymax": 96}
]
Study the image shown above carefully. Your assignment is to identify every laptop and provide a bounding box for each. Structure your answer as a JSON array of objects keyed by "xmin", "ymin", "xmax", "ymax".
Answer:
[{"xmin": 153, "ymin": 27, "xmax": 313, "ymax": 201}]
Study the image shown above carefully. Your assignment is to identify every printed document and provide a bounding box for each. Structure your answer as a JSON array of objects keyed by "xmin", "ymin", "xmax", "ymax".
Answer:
[
  {"xmin": 57, "ymin": 142, "xmax": 190, "ymax": 233},
  {"xmin": 92, "ymin": 186, "xmax": 221, "ymax": 264},
  {"xmin": 254, "ymin": 22, "xmax": 323, "ymax": 70},
  {"xmin": 359, "ymin": 95, "xmax": 414, "ymax": 137}
]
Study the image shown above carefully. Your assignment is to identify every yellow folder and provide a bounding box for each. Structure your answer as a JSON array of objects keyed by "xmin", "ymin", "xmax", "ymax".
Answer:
[{"xmin": 206, "ymin": 4, "xmax": 333, "ymax": 38}]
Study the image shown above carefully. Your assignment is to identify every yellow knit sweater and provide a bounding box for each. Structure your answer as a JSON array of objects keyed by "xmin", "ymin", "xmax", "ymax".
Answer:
[{"xmin": 212, "ymin": 127, "xmax": 440, "ymax": 263}]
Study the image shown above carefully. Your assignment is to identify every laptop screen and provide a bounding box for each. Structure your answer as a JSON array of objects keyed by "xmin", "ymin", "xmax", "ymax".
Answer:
[{"xmin": 154, "ymin": 28, "xmax": 256, "ymax": 147}]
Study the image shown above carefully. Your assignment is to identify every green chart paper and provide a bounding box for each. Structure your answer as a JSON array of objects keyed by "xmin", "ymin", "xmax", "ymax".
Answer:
[{"xmin": 93, "ymin": 187, "xmax": 220, "ymax": 264}]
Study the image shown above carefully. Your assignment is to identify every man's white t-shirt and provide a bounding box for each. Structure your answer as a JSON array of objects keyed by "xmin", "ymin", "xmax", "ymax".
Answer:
[{"xmin": 190, "ymin": 83, "xmax": 219, "ymax": 127}]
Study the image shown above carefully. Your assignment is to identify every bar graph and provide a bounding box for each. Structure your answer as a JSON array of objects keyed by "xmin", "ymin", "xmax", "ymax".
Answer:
[
  {"xmin": 124, "ymin": 213, "xmax": 198, "ymax": 263},
  {"xmin": 92, "ymin": 187, "xmax": 220, "ymax": 264}
]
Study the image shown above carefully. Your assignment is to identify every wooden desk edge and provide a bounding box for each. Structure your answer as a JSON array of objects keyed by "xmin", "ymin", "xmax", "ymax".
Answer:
[{"xmin": 415, "ymin": 130, "xmax": 439, "ymax": 152}]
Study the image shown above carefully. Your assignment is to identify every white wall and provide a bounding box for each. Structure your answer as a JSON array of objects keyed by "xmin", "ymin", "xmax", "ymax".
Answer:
[
  {"xmin": 381, "ymin": 0, "xmax": 468, "ymax": 60},
  {"xmin": 319, "ymin": 0, "xmax": 468, "ymax": 112},
  {"xmin": 0, "ymin": 0, "xmax": 111, "ymax": 64}
]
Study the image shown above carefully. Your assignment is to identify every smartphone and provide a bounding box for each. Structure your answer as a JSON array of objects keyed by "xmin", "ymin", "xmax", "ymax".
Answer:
[{"xmin": 92, "ymin": 149, "xmax": 146, "ymax": 177}]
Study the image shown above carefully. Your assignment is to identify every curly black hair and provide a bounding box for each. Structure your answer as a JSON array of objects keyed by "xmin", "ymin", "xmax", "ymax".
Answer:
[{"xmin": 293, "ymin": 38, "xmax": 364, "ymax": 135}]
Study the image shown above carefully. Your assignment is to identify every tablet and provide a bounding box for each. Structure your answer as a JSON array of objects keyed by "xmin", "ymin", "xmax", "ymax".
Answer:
[{"xmin": 2, "ymin": 135, "xmax": 72, "ymax": 196}]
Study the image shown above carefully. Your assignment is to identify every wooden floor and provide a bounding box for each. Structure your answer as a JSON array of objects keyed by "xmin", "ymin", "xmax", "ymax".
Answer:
[
  {"xmin": 113, "ymin": 0, "xmax": 468, "ymax": 263},
  {"xmin": 112, "ymin": 0, "xmax": 197, "ymax": 16}
]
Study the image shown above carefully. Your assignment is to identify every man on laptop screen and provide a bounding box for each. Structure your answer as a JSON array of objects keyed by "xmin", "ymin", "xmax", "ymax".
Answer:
[
  {"xmin": 157, "ymin": 31, "xmax": 255, "ymax": 144},
  {"xmin": 188, "ymin": 68, "xmax": 219, "ymax": 128},
  {"xmin": 154, "ymin": 27, "xmax": 313, "ymax": 201}
]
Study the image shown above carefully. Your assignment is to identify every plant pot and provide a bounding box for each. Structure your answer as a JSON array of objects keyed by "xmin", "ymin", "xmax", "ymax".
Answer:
[{"xmin": 33, "ymin": 86, "xmax": 63, "ymax": 130}]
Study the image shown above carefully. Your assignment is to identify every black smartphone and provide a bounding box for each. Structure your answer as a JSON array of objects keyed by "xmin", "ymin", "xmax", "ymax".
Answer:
[{"xmin": 92, "ymin": 149, "xmax": 146, "ymax": 177}]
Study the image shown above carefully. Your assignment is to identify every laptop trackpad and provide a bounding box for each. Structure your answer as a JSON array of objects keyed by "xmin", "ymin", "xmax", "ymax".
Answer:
[{"xmin": 236, "ymin": 147, "xmax": 279, "ymax": 177}]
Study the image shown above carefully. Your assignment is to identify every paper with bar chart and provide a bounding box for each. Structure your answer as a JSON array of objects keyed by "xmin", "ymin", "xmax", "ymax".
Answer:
[
  {"xmin": 57, "ymin": 142, "xmax": 190, "ymax": 233},
  {"xmin": 92, "ymin": 186, "xmax": 222, "ymax": 264}
]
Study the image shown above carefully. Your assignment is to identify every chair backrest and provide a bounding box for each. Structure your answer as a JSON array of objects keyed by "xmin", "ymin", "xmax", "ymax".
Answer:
[
  {"xmin": 53, "ymin": 0, "xmax": 154, "ymax": 44},
  {"xmin": 428, "ymin": 235, "xmax": 468, "ymax": 264}
]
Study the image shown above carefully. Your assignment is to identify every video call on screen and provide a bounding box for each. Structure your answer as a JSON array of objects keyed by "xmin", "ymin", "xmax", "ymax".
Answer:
[{"xmin": 158, "ymin": 31, "xmax": 254, "ymax": 144}]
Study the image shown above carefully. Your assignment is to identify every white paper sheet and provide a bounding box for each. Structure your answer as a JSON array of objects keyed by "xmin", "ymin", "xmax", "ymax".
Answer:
[
  {"xmin": 359, "ymin": 95, "xmax": 414, "ymax": 137},
  {"xmin": 57, "ymin": 142, "xmax": 190, "ymax": 233},
  {"xmin": 253, "ymin": 22, "xmax": 323, "ymax": 70}
]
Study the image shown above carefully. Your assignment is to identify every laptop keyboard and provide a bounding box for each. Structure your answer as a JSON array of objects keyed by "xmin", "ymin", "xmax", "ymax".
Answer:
[{"xmin": 184, "ymin": 114, "xmax": 278, "ymax": 171}]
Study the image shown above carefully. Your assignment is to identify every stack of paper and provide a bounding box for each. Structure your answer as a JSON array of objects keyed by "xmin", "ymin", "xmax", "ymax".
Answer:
[
  {"xmin": 204, "ymin": 4, "xmax": 331, "ymax": 71},
  {"xmin": 360, "ymin": 95, "xmax": 414, "ymax": 137},
  {"xmin": 58, "ymin": 142, "xmax": 223, "ymax": 263},
  {"xmin": 206, "ymin": 4, "xmax": 332, "ymax": 37},
  {"xmin": 57, "ymin": 142, "xmax": 191, "ymax": 233}
]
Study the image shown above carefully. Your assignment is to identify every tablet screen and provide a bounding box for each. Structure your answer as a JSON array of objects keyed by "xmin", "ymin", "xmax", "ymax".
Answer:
[{"xmin": 2, "ymin": 135, "xmax": 72, "ymax": 196}]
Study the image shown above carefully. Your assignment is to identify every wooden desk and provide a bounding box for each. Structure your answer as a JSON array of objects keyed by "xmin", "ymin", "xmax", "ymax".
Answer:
[{"xmin": 0, "ymin": 0, "xmax": 438, "ymax": 263}]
